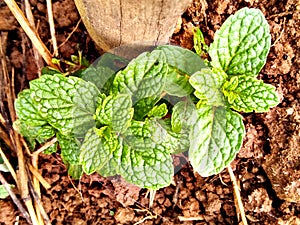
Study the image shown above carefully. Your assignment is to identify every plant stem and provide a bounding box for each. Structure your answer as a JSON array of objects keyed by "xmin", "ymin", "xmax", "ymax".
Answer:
[
  {"xmin": 3, "ymin": 0, "xmax": 60, "ymax": 71},
  {"xmin": 0, "ymin": 172, "xmax": 32, "ymax": 224}
]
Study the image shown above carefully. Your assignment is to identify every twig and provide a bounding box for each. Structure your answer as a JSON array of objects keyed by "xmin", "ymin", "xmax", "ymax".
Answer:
[
  {"xmin": 0, "ymin": 172, "xmax": 32, "ymax": 225},
  {"xmin": 0, "ymin": 125, "xmax": 13, "ymax": 150},
  {"xmin": 28, "ymin": 164, "xmax": 51, "ymax": 190},
  {"xmin": 3, "ymin": 0, "xmax": 60, "ymax": 70},
  {"xmin": 0, "ymin": 33, "xmax": 16, "ymax": 122},
  {"xmin": 227, "ymin": 166, "xmax": 248, "ymax": 225},
  {"xmin": 0, "ymin": 114, "xmax": 5, "ymax": 126},
  {"xmin": 272, "ymin": 18, "xmax": 285, "ymax": 47},
  {"xmin": 32, "ymin": 137, "xmax": 58, "ymax": 156},
  {"xmin": 24, "ymin": 0, "xmax": 44, "ymax": 76},
  {"xmin": 149, "ymin": 190, "xmax": 156, "ymax": 208},
  {"xmin": 58, "ymin": 18, "xmax": 82, "ymax": 50},
  {"xmin": 0, "ymin": 146, "xmax": 17, "ymax": 182},
  {"xmin": 14, "ymin": 132, "xmax": 39, "ymax": 225},
  {"xmin": 46, "ymin": 0, "xmax": 58, "ymax": 56},
  {"xmin": 30, "ymin": 152, "xmax": 44, "ymax": 225},
  {"xmin": 28, "ymin": 177, "xmax": 51, "ymax": 225},
  {"xmin": 178, "ymin": 215, "xmax": 204, "ymax": 221}
]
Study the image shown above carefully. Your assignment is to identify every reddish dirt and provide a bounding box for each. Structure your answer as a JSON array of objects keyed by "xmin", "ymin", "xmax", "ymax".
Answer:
[{"xmin": 0, "ymin": 0, "xmax": 300, "ymax": 224}]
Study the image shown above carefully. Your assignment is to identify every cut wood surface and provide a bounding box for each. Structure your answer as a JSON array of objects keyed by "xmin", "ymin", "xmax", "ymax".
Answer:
[{"xmin": 74, "ymin": 0, "xmax": 192, "ymax": 54}]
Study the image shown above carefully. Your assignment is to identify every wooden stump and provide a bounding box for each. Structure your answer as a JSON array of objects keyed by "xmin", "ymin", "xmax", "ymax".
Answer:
[{"xmin": 74, "ymin": 0, "xmax": 192, "ymax": 55}]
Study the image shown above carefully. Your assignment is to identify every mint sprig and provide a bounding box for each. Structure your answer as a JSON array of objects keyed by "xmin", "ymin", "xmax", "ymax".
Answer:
[{"xmin": 14, "ymin": 7, "xmax": 279, "ymax": 190}]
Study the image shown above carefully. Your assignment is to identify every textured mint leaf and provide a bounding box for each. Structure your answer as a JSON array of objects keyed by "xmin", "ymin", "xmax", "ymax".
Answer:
[
  {"xmin": 209, "ymin": 8, "xmax": 271, "ymax": 76},
  {"xmin": 116, "ymin": 120, "xmax": 173, "ymax": 189},
  {"xmin": 81, "ymin": 52, "xmax": 128, "ymax": 94},
  {"xmin": 156, "ymin": 45, "xmax": 206, "ymax": 97},
  {"xmin": 57, "ymin": 133, "xmax": 81, "ymax": 165},
  {"xmin": 190, "ymin": 68, "xmax": 226, "ymax": 106},
  {"xmin": 225, "ymin": 76, "xmax": 279, "ymax": 112},
  {"xmin": 13, "ymin": 120, "xmax": 55, "ymax": 150},
  {"xmin": 133, "ymin": 97, "xmax": 160, "ymax": 120},
  {"xmin": 149, "ymin": 118, "xmax": 189, "ymax": 154},
  {"xmin": 79, "ymin": 127, "xmax": 121, "ymax": 174},
  {"xmin": 82, "ymin": 66, "xmax": 115, "ymax": 93},
  {"xmin": 171, "ymin": 102, "xmax": 196, "ymax": 153},
  {"xmin": 112, "ymin": 50, "xmax": 167, "ymax": 103},
  {"xmin": 0, "ymin": 185, "xmax": 14, "ymax": 199},
  {"xmin": 29, "ymin": 75, "xmax": 99, "ymax": 137},
  {"xmin": 189, "ymin": 105, "xmax": 245, "ymax": 177},
  {"xmin": 171, "ymin": 101, "xmax": 196, "ymax": 133},
  {"xmin": 36, "ymin": 125, "xmax": 56, "ymax": 143},
  {"xmin": 147, "ymin": 103, "xmax": 168, "ymax": 118},
  {"xmin": 156, "ymin": 45, "xmax": 206, "ymax": 75},
  {"xmin": 43, "ymin": 142, "xmax": 58, "ymax": 154},
  {"xmin": 15, "ymin": 89, "xmax": 47, "ymax": 126},
  {"xmin": 96, "ymin": 94, "xmax": 133, "ymax": 133}
]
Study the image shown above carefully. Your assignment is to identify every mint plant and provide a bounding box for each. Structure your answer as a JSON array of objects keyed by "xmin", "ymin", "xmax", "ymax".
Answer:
[{"xmin": 14, "ymin": 8, "xmax": 279, "ymax": 190}]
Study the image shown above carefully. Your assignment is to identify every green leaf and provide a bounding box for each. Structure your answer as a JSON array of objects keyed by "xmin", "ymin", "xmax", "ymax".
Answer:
[
  {"xmin": 29, "ymin": 74, "xmax": 100, "ymax": 137},
  {"xmin": 82, "ymin": 65, "xmax": 116, "ymax": 93},
  {"xmin": 156, "ymin": 45, "xmax": 206, "ymax": 97},
  {"xmin": 133, "ymin": 97, "xmax": 160, "ymax": 120},
  {"xmin": 112, "ymin": 50, "xmax": 167, "ymax": 103},
  {"xmin": 193, "ymin": 27, "xmax": 209, "ymax": 56},
  {"xmin": 36, "ymin": 125, "xmax": 56, "ymax": 143},
  {"xmin": 0, "ymin": 156, "xmax": 9, "ymax": 172},
  {"xmin": 43, "ymin": 142, "xmax": 58, "ymax": 154},
  {"xmin": 79, "ymin": 127, "xmax": 121, "ymax": 174},
  {"xmin": 15, "ymin": 89, "xmax": 47, "ymax": 126},
  {"xmin": 189, "ymin": 68, "xmax": 226, "ymax": 106},
  {"xmin": 156, "ymin": 45, "xmax": 206, "ymax": 75},
  {"xmin": 171, "ymin": 101, "xmax": 196, "ymax": 133},
  {"xmin": 0, "ymin": 185, "xmax": 14, "ymax": 199},
  {"xmin": 189, "ymin": 105, "xmax": 245, "ymax": 177},
  {"xmin": 209, "ymin": 8, "xmax": 271, "ymax": 76},
  {"xmin": 164, "ymin": 68, "xmax": 194, "ymax": 97},
  {"xmin": 170, "ymin": 102, "xmax": 196, "ymax": 153},
  {"xmin": 13, "ymin": 120, "xmax": 56, "ymax": 150},
  {"xmin": 96, "ymin": 94, "xmax": 133, "ymax": 133},
  {"xmin": 225, "ymin": 76, "xmax": 280, "ymax": 112},
  {"xmin": 118, "ymin": 120, "xmax": 173, "ymax": 190},
  {"xmin": 67, "ymin": 164, "xmax": 83, "ymax": 179},
  {"xmin": 147, "ymin": 103, "xmax": 168, "ymax": 118},
  {"xmin": 57, "ymin": 133, "xmax": 81, "ymax": 165}
]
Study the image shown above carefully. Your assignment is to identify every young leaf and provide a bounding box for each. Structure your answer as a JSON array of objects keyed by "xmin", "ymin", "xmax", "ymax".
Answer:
[
  {"xmin": 189, "ymin": 68, "xmax": 226, "ymax": 106},
  {"xmin": 0, "ymin": 185, "xmax": 14, "ymax": 199},
  {"xmin": 189, "ymin": 105, "xmax": 245, "ymax": 177},
  {"xmin": 193, "ymin": 27, "xmax": 209, "ymax": 56},
  {"xmin": 0, "ymin": 156, "xmax": 9, "ymax": 172},
  {"xmin": 79, "ymin": 127, "xmax": 121, "ymax": 174},
  {"xmin": 112, "ymin": 50, "xmax": 167, "ymax": 103},
  {"xmin": 147, "ymin": 103, "xmax": 168, "ymax": 118},
  {"xmin": 29, "ymin": 74, "xmax": 99, "ymax": 137},
  {"xmin": 171, "ymin": 101, "xmax": 196, "ymax": 133},
  {"xmin": 96, "ymin": 94, "xmax": 133, "ymax": 133},
  {"xmin": 209, "ymin": 8, "xmax": 271, "ymax": 76},
  {"xmin": 133, "ymin": 97, "xmax": 160, "ymax": 120},
  {"xmin": 156, "ymin": 45, "xmax": 206, "ymax": 97},
  {"xmin": 67, "ymin": 164, "xmax": 83, "ymax": 179},
  {"xmin": 225, "ymin": 76, "xmax": 280, "ymax": 112}
]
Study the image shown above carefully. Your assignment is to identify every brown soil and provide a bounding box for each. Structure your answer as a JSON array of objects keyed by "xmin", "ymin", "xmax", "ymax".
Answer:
[{"xmin": 1, "ymin": 0, "xmax": 300, "ymax": 224}]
